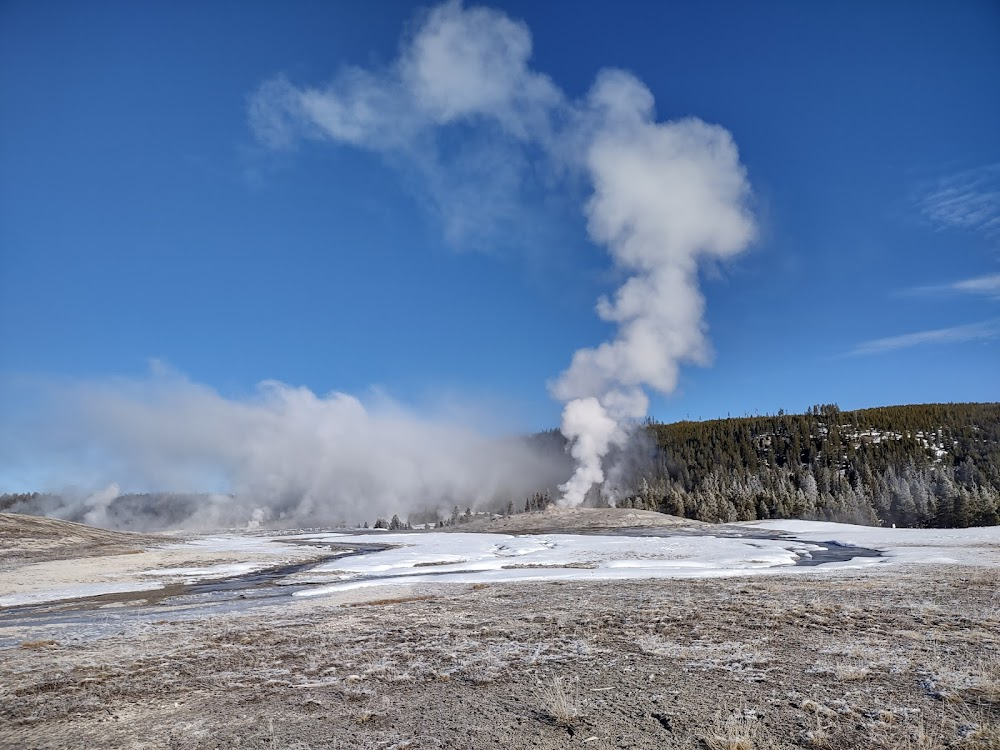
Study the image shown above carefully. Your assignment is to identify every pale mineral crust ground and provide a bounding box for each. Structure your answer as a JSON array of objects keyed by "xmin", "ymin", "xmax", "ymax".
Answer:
[{"xmin": 1, "ymin": 510, "xmax": 998, "ymax": 749}]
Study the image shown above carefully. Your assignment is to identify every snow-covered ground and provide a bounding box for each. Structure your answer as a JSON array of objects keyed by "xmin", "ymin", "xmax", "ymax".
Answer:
[
  {"xmin": 0, "ymin": 581, "xmax": 165, "ymax": 608},
  {"xmin": 284, "ymin": 522, "xmax": 1000, "ymax": 597},
  {"xmin": 2, "ymin": 522, "xmax": 998, "ymax": 608},
  {"xmin": 741, "ymin": 519, "xmax": 1000, "ymax": 566},
  {"xmin": 284, "ymin": 531, "xmax": 824, "ymax": 596},
  {"xmin": 0, "ymin": 534, "xmax": 320, "ymax": 608}
]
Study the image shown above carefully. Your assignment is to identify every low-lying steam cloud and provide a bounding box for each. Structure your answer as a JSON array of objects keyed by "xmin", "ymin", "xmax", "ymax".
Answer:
[
  {"xmin": 251, "ymin": 1, "xmax": 755, "ymax": 507},
  {"xmin": 5, "ymin": 2, "xmax": 754, "ymax": 527},
  {"xmin": 6, "ymin": 368, "xmax": 569, "ymax": 530}
]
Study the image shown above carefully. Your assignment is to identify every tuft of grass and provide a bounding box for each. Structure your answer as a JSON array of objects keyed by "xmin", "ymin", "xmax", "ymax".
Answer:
[
  {"xmin": 800, "ymin": 699, "xmax": 835, "ymax": 748},
  {"xmin": 540, "ymin": 675, "xmax": 581, "ymax": 725},
  {"xmin": 872, "ymin": 719, "xmax": 948, "ymax": 750},
  {"xmin": 834, "ymin": 659, "xmax": 871, "ymax": 681},
  {"xmin": 703, "ymin": 707, "xmax": 767, "ymax": 750},
  {"xmin": 968, "ymin": 653, "xmax": 1000, "ymax": 706},
  {"xmin": 344, "ymin": 595, "xmax": 435, "ymax": 607},
  {"xmin": 354, "ymin": 695, "xmax": 392, "ymax": 725},
  {"xmin": 955, "ymin": 724, "xmax": 1000, "ymax": 749},
  {"xmin": 954, "ymin": 705, "xmax": 1000, "ymax": 749},
  {"xmin": 19, "ymin": 639, "xmax": 58, "ymax": 650}
]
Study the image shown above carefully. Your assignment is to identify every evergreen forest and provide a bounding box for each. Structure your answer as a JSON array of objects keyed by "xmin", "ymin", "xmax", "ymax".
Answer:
[{"xmin": 609, "ymin": 402, "xmax": 1000, "ymax": 528}]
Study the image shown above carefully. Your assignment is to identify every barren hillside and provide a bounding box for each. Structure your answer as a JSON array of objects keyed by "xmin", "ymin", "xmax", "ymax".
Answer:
[{"xmin": 0, "ymin": 513, "xmax": 165, "ymax": 566}]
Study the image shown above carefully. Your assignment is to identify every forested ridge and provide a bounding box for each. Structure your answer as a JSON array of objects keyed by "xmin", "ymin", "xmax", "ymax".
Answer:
[{"xmin": 615, "ymin": 402, "xmax": 1000, "ymax": 528}]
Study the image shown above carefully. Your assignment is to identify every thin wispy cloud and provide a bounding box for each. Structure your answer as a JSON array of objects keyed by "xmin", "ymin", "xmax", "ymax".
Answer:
[
  {"xmin": 916, "ymin": 163, "xmax": 1000, "ymax": 236},
  {"xmin": 905, "ymin": 272, "xmax": 1000, "ymax": 299},
  {"xmin": 847, "ymin": 320, "xmax": 999, "ymax": 357},
  {"xmin": 247, "ymin": 3, "xmax": 570, "ymax": 254},
  {"xmin": 952, "ymin": 273, "xmax": 1000, "ymax": 296}
]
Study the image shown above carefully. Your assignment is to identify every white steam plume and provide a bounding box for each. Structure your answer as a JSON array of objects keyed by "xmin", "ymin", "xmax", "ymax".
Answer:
[
  {"xmin": 551, "ymin": 75, "xmax": 756, "ymax": 506},
  {"xmin": 7, "ymin": 368, "xmax": 568, "ymax": 530},
  {"xmin": 249, "ymin": 1, "xmax": 756, "ymax": 508}
]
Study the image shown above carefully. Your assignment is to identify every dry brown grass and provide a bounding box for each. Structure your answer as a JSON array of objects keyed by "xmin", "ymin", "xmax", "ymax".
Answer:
[
  {"xmin": 539, "ymin": 675, "xmax": 581, "ymax": 725},
  {"xmin": 969, "ymin": 654, "xmax": 1000, "ymax": 706},
  {"xmin": 955, "ymin": 724, "xmax": 1000, "ymax": 749},
  {"xmin": 703, "ymin": 706, "xmax": 768, "ymax": 750},
  {"xmin": 343, "ymin": 595, "xmax": 436, "ymax": 607},
  {"xmin": 18, "ymin": 640, "xmax": 58, "ymax": 650},
  {"xmin": 501, "ymin": 562, "xmax": 598, "ymax": 570},
  {"xmin": 4, "ymin": 566, "xmax": 1000, "ymax": 749},
  {"xmin": 833, "ymin": 658, "xmax": 871, "ymax": 681}
]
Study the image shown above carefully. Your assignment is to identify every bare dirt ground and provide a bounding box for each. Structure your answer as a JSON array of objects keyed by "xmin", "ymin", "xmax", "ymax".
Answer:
[
  {"xmin": 2, "ymin": 511, "xmax": 999, "ymax": 749},
  {"xmin": 3, "ymin": 570, "xmax": 998, "ymax": 748},
  {"xmin": 447, "ymin": 507, "xmax": 705, "ymax": 535}
]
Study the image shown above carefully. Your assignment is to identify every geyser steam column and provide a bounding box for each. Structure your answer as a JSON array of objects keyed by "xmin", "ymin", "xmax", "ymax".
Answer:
[
  {"xmin": 247, "ymin": 2, "xmax": 755, "ymax": 510},
  {"xmin": 550, "ymin": 72, "xmax": 756, "ymax": 507}
]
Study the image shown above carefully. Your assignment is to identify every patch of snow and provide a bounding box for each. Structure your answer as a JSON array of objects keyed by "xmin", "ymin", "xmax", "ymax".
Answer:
[
  {"xmin": 0, "ymin": 581, "xmax": 164, "ymax": 608},
  {"xmin": 138, "ymin": 562, "xmax": 263, "ymax": 578},
  {"xmin": 739, "ymin": 520, "xmax": 1000, "ymax": 567},
  {"xmin": 291, "ymin": 532, "xmax": 830, "ymax": 598},
  {"xmin": 161, "ymin": 535, "xmax": 312, "ymax": 553}
]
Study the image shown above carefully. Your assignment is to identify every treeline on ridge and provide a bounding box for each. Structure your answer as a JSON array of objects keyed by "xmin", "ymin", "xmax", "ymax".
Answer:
[{"xmin": 599, "ymin": 402, "xmax": 1000, "ymax": 528}]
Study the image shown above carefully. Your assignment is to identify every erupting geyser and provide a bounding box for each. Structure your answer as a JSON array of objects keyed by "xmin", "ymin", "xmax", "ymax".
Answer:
[
  {"xmin": 9, "ymin": 2, "xmax": 757, "ymax": 528},
  {"xmin": 550, "ymin": 91, "xmax": 756, "ymax": 505},
  {"xmin": 250, "ymin": 1, "xmax": 757, "ymax": 507}
]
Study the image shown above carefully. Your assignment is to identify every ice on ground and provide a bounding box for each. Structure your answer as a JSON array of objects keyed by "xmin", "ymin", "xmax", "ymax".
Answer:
[
  {"xmin": 739, "ymin": 520, "xmax": 1000, "ymax": 567},
  {"xmin": 291, "ymin": 532, "xmax": 828, "ymax": 598},
  {"xmin": 5, "ymin": 522, "xmax": 997, "ymax": 609},
  {"xmin": 137, "ymin": 562, "xmax": 263, "ymax": 577},
  {"xmin": 159, "ymin": 535, "xmax": 318, "ymax": 553},
  {"xmin": 0, "ymin": 533, "xmax": 319, "ymax": 608},
  {"xmin": 0, "ymin": 581, "xmax": 164, "ymax": 608}
]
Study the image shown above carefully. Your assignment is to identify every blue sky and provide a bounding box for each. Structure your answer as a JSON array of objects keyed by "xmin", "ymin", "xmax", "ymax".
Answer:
[{"xmin": 1, "ymin": 0, "xmax": 998, "ymax": 450}]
